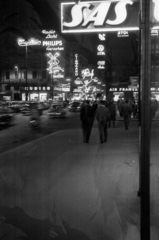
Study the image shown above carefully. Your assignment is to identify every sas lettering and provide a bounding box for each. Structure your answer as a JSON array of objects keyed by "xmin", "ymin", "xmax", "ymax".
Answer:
[{"xmin": 63, "ymin": 1, "xmax": 133, "ymax": 28}]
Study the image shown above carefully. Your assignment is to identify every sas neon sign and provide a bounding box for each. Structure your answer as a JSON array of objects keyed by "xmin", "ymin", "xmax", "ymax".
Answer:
[
  {"xmin": 61, "ymin": 1, "xmax": 139, "ymax": 33},
  {"xmin": 61, "ymin": 1, "xmax": 159, "ymax": 33}
]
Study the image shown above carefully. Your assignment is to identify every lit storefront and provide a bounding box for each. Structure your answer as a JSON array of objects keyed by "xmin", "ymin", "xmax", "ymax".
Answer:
[{"xmin": 21, "ymin": 86, "xmax": 51, "ymax": 102}]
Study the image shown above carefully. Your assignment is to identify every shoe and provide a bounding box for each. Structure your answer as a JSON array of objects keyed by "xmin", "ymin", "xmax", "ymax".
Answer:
[
  {"xmin": 86, "ymin": 140, "xmax": 89, "ymax": 143},
  {"xmin": 101, "ymin": 141, "xmax": 103, "ymax": 144}
]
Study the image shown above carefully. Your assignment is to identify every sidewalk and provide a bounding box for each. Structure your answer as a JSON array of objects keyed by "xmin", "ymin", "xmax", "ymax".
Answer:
[{"xmin": 0, "ymin": 120, "xmax": 148, "ymax": 240}]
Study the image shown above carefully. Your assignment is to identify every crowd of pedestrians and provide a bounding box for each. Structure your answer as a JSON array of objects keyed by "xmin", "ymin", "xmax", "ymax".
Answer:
[{"xmin": 80, "ymin": 98, "xmax": 140, "ymax": 144}]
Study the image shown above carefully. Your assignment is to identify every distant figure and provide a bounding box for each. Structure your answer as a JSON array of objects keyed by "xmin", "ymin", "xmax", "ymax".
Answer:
[
  {"xmin": 123, "ymin": 99, "xmax": 132, "ymax": 130},
  {"xmin": 96, "ymin": 100, "xmax": 109, "ymax": 143},
  {"xmin": 108, "ymin": 100, "xmax": 116, "ymax": 128},
  {"xmin": 30, "ymin": 103, "xmax": 40, "ymax": 125},
  {"xmin": 132, "ymin": 101, "xmax": 137, "ymax": 118},
  {"xmin": 80, "ymin": 100, "xmax": 95, "ymax": 143}
]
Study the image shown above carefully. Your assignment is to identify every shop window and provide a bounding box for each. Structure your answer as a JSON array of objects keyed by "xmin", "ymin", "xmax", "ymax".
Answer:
[
  {"xmin": 5, "ymin": 85, "xmax": 10, "ymax": 90},
  {"xmin": 15, "ymin": 70, "xmax": 18, "ymax": 78},
  {"xmin": 6, "ymin": 71, "xmax": 10, "ymax": 80},
  {"xmin": 33, "ymin": 71, "xmax": 37, "ymax": 79},
  {"xmin": 23, "ymin": 71, "xmax": 26, "ymax": 79},
  {"xmin": 14, "ymin": 86, "xmax": 19, "ymax": 91},
  {"xmin": 42, "ymin": 71, "xmax": 46, "ymax": 79}
]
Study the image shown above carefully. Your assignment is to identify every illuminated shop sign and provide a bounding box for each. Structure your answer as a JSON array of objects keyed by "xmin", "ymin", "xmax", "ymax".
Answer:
[
  {"xmin": 42, "ymin": 30, "xmax": 64, "ymax": 51},
  {"xmin": 109, "ymin": 87, "xmax": 138, "ymax": 91},
  {"xmin": 151, "ymin": 88, "xmax": 159, "ymax": 91},
  {"xmin": 117, "ymin": 31, "xmax": 129, "ymax": 37},
  {"xmin": 97, "ymin": 45, "xmax": 105, "ymax": 56},
  {"xmin": 61, "ymin": 1, "xmax": 140, "ymax": 33},
  {"xmin": 47, "ymin": 52, "xmax": 64, "ymax": 78},
  {"xmin": 97, "ymin": 61, "xmax": 105, "ymax": 69},
  {"xmin": 81, "ymin": 68, "xmax": 94, "ymax": 79},
  {"xmin": 151, "ymin": 29, "xmax": 159, "ymax": 36},
  {"xmin": 75, "ymin": 80, "xmax": 83, "ymax": 85},
  {"xmin": 98, "ymin": 33, "xmax": 106, "ymax": 41},
  {"xmin": 74, "ymin": 54, "xmax": 79, "ymax": 76},
  {"xmin": 61, "ymin": 1, "xmax": 159, "ymax": 33},
  {"xmin": 42, "ymin": 30, "xmax": 58, "ymax": 39},
  {"xmin": 18, "ymin": 38, "xmax": 41, "ymax": 46}
]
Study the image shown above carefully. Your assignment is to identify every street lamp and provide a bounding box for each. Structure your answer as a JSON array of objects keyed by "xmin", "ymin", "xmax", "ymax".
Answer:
[{"xmin": 17, "ymin": 38, "xmax": 41, "ymax": 101}]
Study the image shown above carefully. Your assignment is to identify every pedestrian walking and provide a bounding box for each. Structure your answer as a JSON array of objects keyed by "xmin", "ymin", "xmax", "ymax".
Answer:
[
  {"xmin": 123, "ymin": 99, "xmax": 132, "ymax": 130},
  {"xmin": 96, "ymin": 100, "xmax": 109, "ymax": 143},
  {"xmin": 108, "ymin": 100, "xmax": 116, "ymax": 128},
  {"xmin": 80, "ymin": 100, "xmax": 95, "ymax": 143}
]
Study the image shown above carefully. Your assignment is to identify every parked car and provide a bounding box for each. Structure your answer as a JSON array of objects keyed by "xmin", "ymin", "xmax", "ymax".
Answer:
[
  {"xmin": 20, "ymin": 104, "xmax": 31, "ymax": 115},
  {"xmin": 47, "ymin": 104, "xmax": 67, "ymax": 118},
  {"xmin": 8, "ymin": 101, "xmax": 22, "ymax": 113},
  {"xmin": 68, "ymin": 102, "xmax": 81, "ymax": 112},
  {"xmin": 0, "ymin": 107, "xmax": 14, "ymax": 127}
]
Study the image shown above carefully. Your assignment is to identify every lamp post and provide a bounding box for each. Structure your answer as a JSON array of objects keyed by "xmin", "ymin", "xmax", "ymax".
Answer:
[{"xmin": 17, "ymin": 38, "xmax": 41, "ymax": 101}]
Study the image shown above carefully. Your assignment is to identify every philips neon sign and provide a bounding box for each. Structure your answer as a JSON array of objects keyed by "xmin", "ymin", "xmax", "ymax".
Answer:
[{"xmin": 42, "ymin": 30, "xmax": 64, "ymax": 51}]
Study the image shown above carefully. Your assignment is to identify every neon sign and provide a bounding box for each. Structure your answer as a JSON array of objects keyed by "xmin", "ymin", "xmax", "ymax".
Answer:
[
  {"xmin": 42, "ymin": 30, "xmax": 58, "ymax": 38},
  {"xmin": 61, "ymin": 1, "xmax": 159, "ymax": 33},
  {"xmin": 18, "ymin": 38, "xmax": 41, "ymax": 46},
  {"xmin": 97, "ymin": 61, "xmax": 105, "ymax": 69},
  {"xmin": 97, "ymin": 45, "xmax": 105, "ymax": 56},
  {"xmin": 81, "ymin": 68, "xmax": 94, "ymax": 79},
  {"xmin": 74, "ymin": 54, "xmax": 79, "ymax": 77},
  {"xmin": 117, "ymin": 31, "xmax": 129, "ymax": 37},
  {"xmin": 42, "ymin": 30, "xmax": 64, "ymax": 51},
  {"xmin": 61, "ymin": 1, "xmax": 139, "ymax": 33},
  {"xmin": 47, "ymin": 52, "xmax": 64, "ymax": 78},
  {"xmin": 98, "ymin": 33, "xmax": 106, "ymax": 41}
]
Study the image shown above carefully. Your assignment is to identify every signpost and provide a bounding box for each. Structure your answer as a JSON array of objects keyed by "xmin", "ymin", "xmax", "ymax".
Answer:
[{"xmin": 18, "ymin": 38, "xmax": 41, "ymax": 101}]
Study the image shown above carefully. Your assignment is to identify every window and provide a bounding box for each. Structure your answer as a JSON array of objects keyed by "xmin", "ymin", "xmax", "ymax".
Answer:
[
  {"xmin": 14, "ymin": 86, "xmax": 19, "ymax": 91},
  {"xmin": 33, "ymin": 71, "xmax": 37, "ymax": 79},
  {"xmin": 15, "ymin": 71, "xmax": 18, "ymax": 78},
  {"xmin": 42, "ymin": 71, "xmax": 46, "ymax": 79},
  {"xmin": 6, "ymin": 71, "xmax": 10, "ymax": 80}
]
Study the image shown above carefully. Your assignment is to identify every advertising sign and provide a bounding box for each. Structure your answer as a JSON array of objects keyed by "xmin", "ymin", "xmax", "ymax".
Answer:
[
  {"xmin": 47, "ymin": 52, "xmax": 64, "ymax": 79},
  {"xmin": 42, "ymin": 30, "xmax": 64, "ymax": 51},
  {"xmin": 97, "ymin": 60, "xmax": 105, "ymax": 69},
  {"xmin": 97, "ymin": 44, "xmax": 105, "ymax": 56},
  {"xmin": 61, "ymin": 1, "xmax": 159, "ymax": 33},
  {"xmin": 61, "ymin": 1, "xmax": 140, "ymax": 33}
]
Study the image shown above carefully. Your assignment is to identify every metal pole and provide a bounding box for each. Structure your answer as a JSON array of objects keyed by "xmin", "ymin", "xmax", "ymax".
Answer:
[
  {"xmin": 52, "ymin": 71, "xmax": 54, "ymax": 100},
  {"xmin": 25, "ymin": 44, "xmax": 28, "ymax": 101},
  {"xmin": 140, "ymin": 0, "xmax": 151, "ymax": 239}
]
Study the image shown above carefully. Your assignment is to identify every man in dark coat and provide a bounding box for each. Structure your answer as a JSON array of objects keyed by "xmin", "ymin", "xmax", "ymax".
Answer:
[
  {"xmin": 108, "ymin": 100, "xmax": 116, "ymax": 128},
  {"xmin": 96, "ymin": 100, "xmax": 109, "ymax": 143},
  {"xmin": 80, "ymin": 100, "xmax": 95, "ymax": 143},
  {"xmin": 123, "ymin": 99, "xmax": 132, "ymax": 130}
]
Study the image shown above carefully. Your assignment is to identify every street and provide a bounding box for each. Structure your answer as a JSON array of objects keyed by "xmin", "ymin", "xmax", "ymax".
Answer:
[
  {"xmin": 0, "ymin": 112, "xmax": 159, "ymax": 240},
  {"xmin": 0, "ymin": 109, "xmax": 81, "ymax": 154}
]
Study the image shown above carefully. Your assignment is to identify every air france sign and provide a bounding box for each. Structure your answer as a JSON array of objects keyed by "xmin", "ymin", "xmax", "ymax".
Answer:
[{"xmin": 61, "ymin": 0, "xmax": 159, "ymax": 33}]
